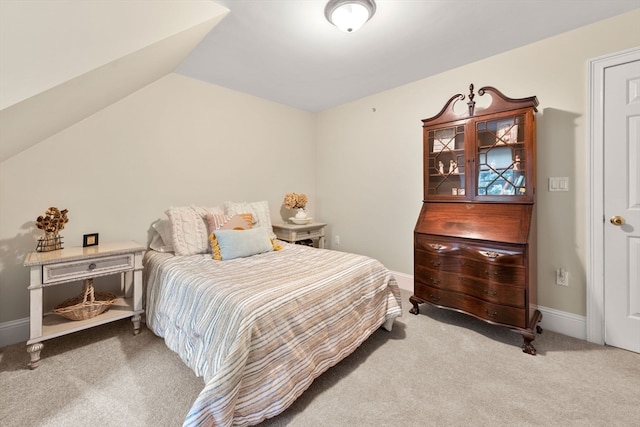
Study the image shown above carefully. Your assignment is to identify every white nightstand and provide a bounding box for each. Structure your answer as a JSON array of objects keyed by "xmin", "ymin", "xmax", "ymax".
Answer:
[
  {"xmin": 23, "ymin": 241, "xmax": 145, "ymax": 369},
  {"xmin": 272, "ymin": 223, "xmax": 327, "ymax": 248}
]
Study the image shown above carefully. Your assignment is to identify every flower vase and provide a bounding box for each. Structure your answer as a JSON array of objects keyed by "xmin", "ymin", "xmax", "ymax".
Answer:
[
  {"xmin": 295, "ymin": 208, "xmax": 307, "ymax": 220},
  {"xmin": 36, "ymin": 233, "xmax": 63, "ymax": 252}
]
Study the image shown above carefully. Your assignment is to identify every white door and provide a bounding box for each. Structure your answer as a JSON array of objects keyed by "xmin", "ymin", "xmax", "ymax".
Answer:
[{"xmin": 603, "ymin": 58, "xmax": 640, "ymax": 353}]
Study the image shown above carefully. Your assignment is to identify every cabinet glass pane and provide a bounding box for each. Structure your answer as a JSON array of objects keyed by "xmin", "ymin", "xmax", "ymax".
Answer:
[
  {"xmin": 427, "ymin": 125, "xmax": 465, "ymax": 196},
  {"xmin": 476, "ymin": 115, "xmax": 526, "ymax": 196}
]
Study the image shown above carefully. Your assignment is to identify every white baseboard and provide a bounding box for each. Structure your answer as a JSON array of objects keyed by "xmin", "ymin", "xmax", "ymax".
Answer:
[
  {"xmin": 391, "ymin": 270, "xmax": 413, "ymax": 292},
  {"xmin": 1, "ymin": 275, "xmax": 588, "ymax": 348},
  {"xmin": 391, "ymin": 271, "xmax": 587, "ymax": 341},
  {"xmin": 536, "ymin": 304, "xmax": 586, "ymax": 340},
  {"xmin": 0, "ymin": 317, "xmax": 29, "ymax": 348}
]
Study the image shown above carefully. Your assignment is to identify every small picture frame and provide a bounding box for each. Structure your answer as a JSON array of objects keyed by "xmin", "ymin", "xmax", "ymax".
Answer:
[{"xmin": 83, "ymin": 233, "xmax": 99, "ymax": 247}]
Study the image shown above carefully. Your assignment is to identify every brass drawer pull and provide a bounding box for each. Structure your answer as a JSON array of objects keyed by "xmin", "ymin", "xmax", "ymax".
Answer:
[
  {"xmin": 429, "ymin": 294, "xmax": 440, "ymax": 302},
  {"xmin": 483, "ymin": 288, "xmax": 497, "ymax": 297},
  {"xmin": 485, "ymin": 309, "xmax": 498, "ymax": 317},
  {"xmin": 429, "ymin": 277, "xmax": 440, "ymax": 285},
  {"xmin": 429, "ymin": 244, "xmax": 444, "ymax": 250},
  {"xmin": 430, "ymin": 260, "xmax": 441, "ymax": 267},
  {"xmin": 484, "ymin": 269, "xmax": 499, "ymax": 277},
  {"xmin": 479, "ymin": 250, "xmax": 500, "ymax": 259}
]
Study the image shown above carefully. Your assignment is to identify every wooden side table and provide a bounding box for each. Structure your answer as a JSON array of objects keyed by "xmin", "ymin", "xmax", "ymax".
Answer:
[
  {"xmin": 272, "ymin": 223, "xmax": 327, "ymax": 248},
  {"xmin": 23, "ymin": 241, "xmax": 145, "ymax": 369}
]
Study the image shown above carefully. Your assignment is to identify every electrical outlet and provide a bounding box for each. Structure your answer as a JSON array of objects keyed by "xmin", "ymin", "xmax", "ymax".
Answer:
[
  {"xmin": 335, "ymin": 235, "xmax": 340, "ymax": 245},
  {"xmin": 556, "ymin": 268, "xmax": 568, "ymax": 286}
]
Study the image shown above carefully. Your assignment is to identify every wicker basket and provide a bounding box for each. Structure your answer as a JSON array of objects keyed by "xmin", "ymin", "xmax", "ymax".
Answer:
[{"xmin": 53, "ymin": 279, "xmax": 117, "ymax": 321}]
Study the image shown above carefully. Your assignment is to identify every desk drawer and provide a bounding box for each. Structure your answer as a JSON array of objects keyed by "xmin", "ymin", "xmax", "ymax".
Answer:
[
  {"xmin": 43, "ymin": 253, "xmax": 134, "ymax": 284},
  {"xmin": 415, "ymin": 266, "xmax": 525, "ymax": 308},
  {"xmin": 415, "ymin": 282, "xmax": 527, "ymax": 328}
]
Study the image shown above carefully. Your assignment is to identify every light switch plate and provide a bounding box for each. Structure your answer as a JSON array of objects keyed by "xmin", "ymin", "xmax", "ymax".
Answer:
[{"xmin": 549, "ymin": 177, "xmax": 569, "ymax": 192}]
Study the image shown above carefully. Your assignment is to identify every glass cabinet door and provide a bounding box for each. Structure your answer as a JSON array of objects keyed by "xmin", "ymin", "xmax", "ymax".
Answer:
[
  {"xmin": 475, "ymin": 115, "xmax": 526, "ymax": 197},
  {"xmin": 426, "ymin": 125, "xmax": 465, "ymax": 196}
]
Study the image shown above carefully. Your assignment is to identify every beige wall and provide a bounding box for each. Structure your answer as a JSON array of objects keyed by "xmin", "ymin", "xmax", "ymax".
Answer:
[
  {"xmin": 1, "ymin": 10, "xmax": 638, "ymax": 328},
  {"xmin": 316, "ymin": 10, "xmax": 640, "ymax": 315},
  {"xmin": 0, "ymin": 73, "xmax": 316, "ymax": 323},
  {"xmin": 315, "ymin": 9, "xmax": 640, "ymax": 317}
]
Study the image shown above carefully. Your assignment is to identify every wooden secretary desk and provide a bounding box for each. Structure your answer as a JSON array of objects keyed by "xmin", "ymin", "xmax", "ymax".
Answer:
[{"xmin": 410, "ymin": 84, "xmax": 542, "ymax": 354}]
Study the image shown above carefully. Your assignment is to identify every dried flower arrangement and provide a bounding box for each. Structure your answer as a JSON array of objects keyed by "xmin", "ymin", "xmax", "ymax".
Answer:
[
  {"xmin": 36, "ymin": 207, "xmax": 69, "ymax": 234},
  {"xmin": 35, "ymin": 206, "xmax": 69, "ymax": 251},
  {"xmin": 283, "ymin": 192, "xmax": 308, "ymax": 209}
]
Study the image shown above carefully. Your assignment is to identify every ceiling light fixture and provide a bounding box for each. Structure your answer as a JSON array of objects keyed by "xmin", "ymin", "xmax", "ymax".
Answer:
[{"xmin": 325, "ymin": 0, "xmax": 376, "ymax": 33}]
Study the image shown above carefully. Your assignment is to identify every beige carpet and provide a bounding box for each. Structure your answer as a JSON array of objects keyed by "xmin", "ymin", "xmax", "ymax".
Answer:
[{"xmin": 1, "ymin": 290, "xmax": 639, "ymax": 426}]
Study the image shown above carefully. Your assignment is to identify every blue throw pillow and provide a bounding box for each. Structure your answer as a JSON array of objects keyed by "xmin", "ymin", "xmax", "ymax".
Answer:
[{"xmin": 210, "ymin": 227, "xmax": 275, "ymax": 260}]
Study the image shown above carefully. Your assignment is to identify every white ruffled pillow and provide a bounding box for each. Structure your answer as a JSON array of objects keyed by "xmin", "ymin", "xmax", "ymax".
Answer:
[{"xmin": 149, "ymin": 219, "xmax": 174, "ymax": 252}]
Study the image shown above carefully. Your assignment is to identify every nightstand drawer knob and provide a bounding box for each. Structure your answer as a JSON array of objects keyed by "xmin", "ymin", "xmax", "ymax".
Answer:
[{"xmin": 88, "ymin": 263, "xmax": 97, "ymax": 270}]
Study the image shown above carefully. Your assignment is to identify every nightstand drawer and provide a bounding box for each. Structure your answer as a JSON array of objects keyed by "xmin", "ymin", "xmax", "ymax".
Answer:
[
  {"xmin": 42, "ymin": 253, "xmax": 135, "ymax": 284},
  {"xmin": 272, "ymin": 223, "xmax": 327, "ymax": 249},
  {"xmin": 291, "ymin": 229, "xmax": 324, "ymax": 240}
]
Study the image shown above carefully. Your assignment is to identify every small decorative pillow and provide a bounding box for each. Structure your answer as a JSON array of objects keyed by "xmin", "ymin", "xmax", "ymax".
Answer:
[
  {"xmin": 224, "ymin": 200, "xmax": 276, "ymax": 239},
  {"xmin": 205, "ymin": 213, "xmax": 253, "ymax": 234},
  {"xmin": 210, "ymin": 228, "xmax": 277, "ymax": 261}
]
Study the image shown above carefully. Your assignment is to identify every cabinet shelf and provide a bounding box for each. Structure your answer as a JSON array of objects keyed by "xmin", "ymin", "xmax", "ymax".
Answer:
[{"xmin": 431, "ymin": 148, "xmax": 465, "ymax": 154}]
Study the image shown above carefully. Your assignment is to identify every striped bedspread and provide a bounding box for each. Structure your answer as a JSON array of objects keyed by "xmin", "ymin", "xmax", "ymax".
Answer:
[{"xmin": 144, "ymin": 243, "xmax": 402, "ymax": 426}]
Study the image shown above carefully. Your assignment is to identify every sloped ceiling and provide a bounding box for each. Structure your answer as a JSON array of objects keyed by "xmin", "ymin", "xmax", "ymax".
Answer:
[
  {"xmin": 0, "ymin": 0, "xmax": 229, "ymax": 163},
  {"xmin": 2, "ymin": 1, "xmax": 639, "ymax": 163}
]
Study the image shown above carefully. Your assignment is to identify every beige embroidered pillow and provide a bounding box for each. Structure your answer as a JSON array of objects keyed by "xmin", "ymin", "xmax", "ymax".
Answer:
[
  {"xmin": 205, "ymin": 213, "xmax": 253, "ymax": 233},
  {"xmin": 223, "ymin": 200, "xmax": 275, "ymax": 239}
]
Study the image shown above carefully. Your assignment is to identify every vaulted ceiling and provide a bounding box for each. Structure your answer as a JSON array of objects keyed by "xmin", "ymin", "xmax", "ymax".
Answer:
[
  {"xmin": 0, "ymin": 1, "xmax": 229, "ymax": 162},
  {"xmin": 1, "ymin": 0, "xmax": 638, "ymax": 162}
]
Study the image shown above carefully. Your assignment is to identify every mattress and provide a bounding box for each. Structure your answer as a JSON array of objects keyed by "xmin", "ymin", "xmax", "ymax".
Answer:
[{"xmin": 144, "ymin": 242, "xmax": 402, "ymax": 426}]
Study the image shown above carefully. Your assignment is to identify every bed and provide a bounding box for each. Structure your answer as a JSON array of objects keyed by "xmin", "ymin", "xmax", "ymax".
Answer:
[{"xmin": 143, "ymin": 207, "xmax": 402, "ymax": 426}]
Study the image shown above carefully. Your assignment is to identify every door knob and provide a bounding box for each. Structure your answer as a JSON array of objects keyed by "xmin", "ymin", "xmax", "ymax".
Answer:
[{"xmin": 610, "ymin": 216, "xmax": 625, "ymax": 226}]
